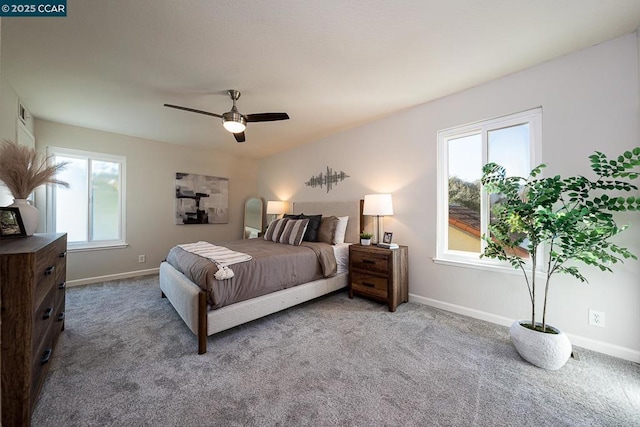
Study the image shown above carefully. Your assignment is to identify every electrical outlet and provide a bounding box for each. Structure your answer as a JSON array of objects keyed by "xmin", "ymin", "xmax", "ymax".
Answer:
[
  {"xmin": 588, "ymin": 309, "xmax": 605, "ymax": 327},
  {"xmin": 138, "ymin": 254, "xmax": 146, "ymax": 263}
]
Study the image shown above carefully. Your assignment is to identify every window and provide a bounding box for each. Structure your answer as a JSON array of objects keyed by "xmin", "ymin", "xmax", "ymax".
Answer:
[
  {"xmin": 47, "ymin": 147, "xmax": 126, "ymax": 250},
  {"xmin": 436, "ymin": 108, "xmax": 541, "ymax": 269}
]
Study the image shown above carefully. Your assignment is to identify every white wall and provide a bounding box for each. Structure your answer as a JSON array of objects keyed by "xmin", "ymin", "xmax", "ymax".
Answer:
[
  {"xmin": 0, "ymin": 76, "xmax": 32, "ymax": 206},
  {"xmin": 35, "ymin": 120, "xmax": 259, "ymax": 282},
  {"xmin": 259, "ymin": 33, "xmax": 640, "ymax": 361}
]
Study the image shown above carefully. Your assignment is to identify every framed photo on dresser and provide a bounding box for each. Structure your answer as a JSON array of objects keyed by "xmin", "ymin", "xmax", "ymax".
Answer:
[{"xmin": 0, "ymin": 207, "xmax": 26, "ymax": 238}]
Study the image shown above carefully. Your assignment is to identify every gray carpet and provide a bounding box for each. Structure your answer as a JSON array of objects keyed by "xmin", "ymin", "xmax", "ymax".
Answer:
[{"xmin": 32, "ymin": 275, "xmax": 640, "ymax": 426}]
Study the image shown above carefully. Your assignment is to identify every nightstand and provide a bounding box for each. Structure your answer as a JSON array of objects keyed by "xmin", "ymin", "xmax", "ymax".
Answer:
[{"xmin": 348, "ymin": 244, "xmax": 408, "ymax": 311}]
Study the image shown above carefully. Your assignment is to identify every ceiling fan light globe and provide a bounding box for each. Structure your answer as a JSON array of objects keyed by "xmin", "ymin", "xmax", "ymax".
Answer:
[{"xmin": 222, "ymin": 111, "xmax": 246, "ymax": 133}]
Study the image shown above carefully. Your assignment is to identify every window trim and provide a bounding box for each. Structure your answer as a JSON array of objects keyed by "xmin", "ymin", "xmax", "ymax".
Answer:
[
  {"xmin": 435, "ymin": 108, "xmax": 542, "ymax": 270},
  {"xmin": 46, "ymin": 146, "xmax": 127, "ymax": 250}
]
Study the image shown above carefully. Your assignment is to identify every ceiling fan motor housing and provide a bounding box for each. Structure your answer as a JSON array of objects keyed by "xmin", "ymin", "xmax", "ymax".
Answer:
[{"xmin": 222, "ymin": 108, "xmax": 246, "ymax": 133}]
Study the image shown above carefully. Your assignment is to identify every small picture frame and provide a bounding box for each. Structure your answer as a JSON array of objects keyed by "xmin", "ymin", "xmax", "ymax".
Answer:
[
  {"xmin": 382, "ymin": 231, "xmax": 393, "ymax": 244},
  {"xmin": 0, "ymin": 207, "xmax": 27, "ymax": 238}
]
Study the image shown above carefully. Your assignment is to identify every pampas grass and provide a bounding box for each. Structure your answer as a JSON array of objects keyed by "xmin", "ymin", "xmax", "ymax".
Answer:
[{"xmin": 0, "ymin": 140, "xmax": 69, "ymax": 199}]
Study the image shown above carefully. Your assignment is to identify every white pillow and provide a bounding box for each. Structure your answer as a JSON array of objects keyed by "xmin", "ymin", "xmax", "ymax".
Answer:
[{"xmin": 332, "ymin": 216, "xmax": 349, "ymax": 244}]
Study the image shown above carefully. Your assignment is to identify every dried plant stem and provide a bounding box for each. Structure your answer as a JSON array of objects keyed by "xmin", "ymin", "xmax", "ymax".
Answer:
[{"xmin": 0, "ymin": 140, "xmax": 69, "ymax": 199}]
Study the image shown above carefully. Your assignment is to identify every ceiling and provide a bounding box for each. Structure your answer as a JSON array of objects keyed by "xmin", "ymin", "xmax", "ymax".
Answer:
[{"xmin": 2, "ymin": 1, "xmax": 640, "ymax": 159}]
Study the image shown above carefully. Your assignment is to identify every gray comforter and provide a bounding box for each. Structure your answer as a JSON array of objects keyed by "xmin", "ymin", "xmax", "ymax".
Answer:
[{"xmin": 165, "ymin": 239, "xmax": 337, "ymax": 309}]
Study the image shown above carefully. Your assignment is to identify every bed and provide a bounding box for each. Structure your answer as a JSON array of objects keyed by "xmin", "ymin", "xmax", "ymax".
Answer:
[{"xmin": 159, "ymin": 200, "xmax": 363, "ymax": 354}]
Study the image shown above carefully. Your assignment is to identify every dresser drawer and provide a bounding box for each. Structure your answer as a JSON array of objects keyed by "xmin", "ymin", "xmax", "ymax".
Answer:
[
  {"xmin": 351, "ymin": 271, "xmax": 388, "ymax": 299},
  {"xmin": 30, "ymin": 328, "xmax": 54, "ymax": 409},
  {"xmin": 32, "ymin": 286, "xmax": 56, "ymax": 349},
  {"xmin": 54, "ymin": 238, "xmax": 67, "ymax": 280},
  {"xmin": 350, "ymin": 250, "xmax": 390, "ymax": 274},
  {"xmin": 34, "ymin": 249, "xmax": 59, "ymax": 311},
  {"xmin": 52, "ymin": 288, "xmax": 66, "ymax": 343}
]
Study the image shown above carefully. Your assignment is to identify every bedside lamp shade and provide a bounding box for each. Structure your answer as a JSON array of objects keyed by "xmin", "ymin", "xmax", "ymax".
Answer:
[
  {"xmin": 363, "ymin": 194, "xmax": 393, "ymax": 244},
  {"xmin": 266, "ymin": 200, "xmax": 287, "ymax": 215},
  {"xmin": 363, "ymin": 194, "xmax": 394, "ymax": 216},
  {"xmin": 266, "ymin": 200, "xmax": 287, "ymax": 229}
]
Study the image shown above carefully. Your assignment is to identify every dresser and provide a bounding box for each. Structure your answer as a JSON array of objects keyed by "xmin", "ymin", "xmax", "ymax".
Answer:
[
  {"xmin": 349, "ymin": 244, "xmax": 408, "ymax": 311},
  {"xmin": 0, "ymin": 233, "xmax": 67, "ymax": 426}
]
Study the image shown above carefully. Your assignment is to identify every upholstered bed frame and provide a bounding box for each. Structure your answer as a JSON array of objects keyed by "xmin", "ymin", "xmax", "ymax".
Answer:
[{"xmin": 159, "ymin": 200, "xmax": 363, "ymax": 354}]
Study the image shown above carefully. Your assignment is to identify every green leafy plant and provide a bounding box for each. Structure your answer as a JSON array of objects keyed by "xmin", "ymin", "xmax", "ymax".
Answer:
[
  {"xmin": 481, "ymin": 147, "xmax": 640, "ymax": 333},
  {"xmin": 360, "ymin": 232, "xmax": 373, "ymax": 239}
]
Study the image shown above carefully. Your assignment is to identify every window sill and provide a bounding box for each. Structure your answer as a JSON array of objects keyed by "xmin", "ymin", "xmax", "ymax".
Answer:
[
  {"xmin": 432, "ymin": 257, "xmax": 545, "ymax": 277},
  {"xmin": 67, "ymin": 242, "xmax": 129, "ymax": 253}
]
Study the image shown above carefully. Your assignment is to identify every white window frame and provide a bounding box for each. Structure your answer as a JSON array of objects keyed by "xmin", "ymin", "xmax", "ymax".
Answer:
[
  {"xmin": 46, "ymin": 146, "xmax": 127, "ymax": 251},
  {"xmin": 435, "ymin": 108, "xmax": 542, "ymax": 271}
]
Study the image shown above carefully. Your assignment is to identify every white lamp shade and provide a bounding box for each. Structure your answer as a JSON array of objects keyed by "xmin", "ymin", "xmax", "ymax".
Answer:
[
  {"xmin": 363, "ymin": 194, "xmax": 394, "ymax": 216},
  {"xmin": 266, "ymin": 200, "xmax": 287, "ymax": 215}
]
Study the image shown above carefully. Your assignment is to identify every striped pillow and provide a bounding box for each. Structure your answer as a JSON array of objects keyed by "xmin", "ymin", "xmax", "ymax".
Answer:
[
  {"xmin": 264, "ymin": 218, "xmax": 289, "ymax": 242},
  {"xmin": 279, "ymin": 219, "xmax": 309, "ymax": 246}
]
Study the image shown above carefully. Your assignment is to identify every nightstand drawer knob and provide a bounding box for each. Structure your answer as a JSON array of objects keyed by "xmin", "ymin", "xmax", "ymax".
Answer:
[
  {"xmin": 57, "ymin": 312, "xmax": 65, "ymax": 321},
  {"xmin": 44, "ymin": 266, "xmax": 55, "ymax": 275},
  {"xmin": 43, "ymin": 307, "xmax": 53, "ymax": 320},
  {"xmin": 363, "ymin": 282, "xmax": 376, "ymax": 288},
  {"xmin": 58, "ymin": 281, "xmax": 66, "ymax": 290},
  {"xmin": 363, "ymin": 259, "xmax": 375, "ymax": 264},
  {"xmin": 41, "ymin": 348, "xmax": 52, "ymax": 365},
  {"xmin": 59, "ymin": 251, "xmax": 67, "ymax": 258}
]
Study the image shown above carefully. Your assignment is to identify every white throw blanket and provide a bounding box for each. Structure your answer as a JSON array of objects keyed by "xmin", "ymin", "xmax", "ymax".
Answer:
[{"xmin": 178, "ymin": 241, "xmax": 252, "ymax": 280}]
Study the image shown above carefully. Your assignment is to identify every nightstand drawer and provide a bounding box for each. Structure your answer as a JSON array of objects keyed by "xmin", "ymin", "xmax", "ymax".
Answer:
[
  {"xmin": 351, "ymin": 272, "xmax": 388, "ymax": 299},
  {"xmin": 350, "ymin": 250, "xmax": 390, "ymax": 274}
]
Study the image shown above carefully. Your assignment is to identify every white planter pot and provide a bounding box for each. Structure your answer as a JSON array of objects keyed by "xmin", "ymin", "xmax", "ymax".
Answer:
[
  {"xmin": 509, "ymin": 320, "xmax": 572, "ymax": 370},
  {"xmin": 8, "ymin": 198, "xmax": 38, "ymax": 236},
  {"xmin": 360, "ymin": 238, "xmax": 371, "ymax": 246}
]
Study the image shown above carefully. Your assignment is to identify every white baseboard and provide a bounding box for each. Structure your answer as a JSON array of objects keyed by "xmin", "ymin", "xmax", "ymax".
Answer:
[
  {"xmin": 67, "ymin": 268, "xmax": 159, "ymax": 287},
  {"xmin": 409, "ymin": 293, "xmax": 640, "ymax": 364}
]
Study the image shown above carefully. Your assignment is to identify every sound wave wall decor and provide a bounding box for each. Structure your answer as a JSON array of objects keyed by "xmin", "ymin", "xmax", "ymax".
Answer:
[{"xmin": 305, "ymin": 166, "xmax": 350, "ymax": 193}]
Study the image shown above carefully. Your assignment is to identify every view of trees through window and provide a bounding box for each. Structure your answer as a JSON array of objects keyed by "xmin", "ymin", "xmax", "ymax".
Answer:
[
  {"xmin": 445, "ymin": 121, "xmax": 534, "ymax": 256},
  {"xmin": 448, "ymin": 177, "xmax": 481, "ymax": 212}
]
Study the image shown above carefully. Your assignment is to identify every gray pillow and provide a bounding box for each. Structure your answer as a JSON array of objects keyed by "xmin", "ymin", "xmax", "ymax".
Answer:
[
  {"xmin": 317, "ymin": 216, "xmax": 338, "ymax": 244},
  {"xmin": 264, "ymin": 218, "xmax": 289, "ymax": 242},
  {"xmin": 279, "ymin": 219, "xmax": 309, "ymax": 246}
]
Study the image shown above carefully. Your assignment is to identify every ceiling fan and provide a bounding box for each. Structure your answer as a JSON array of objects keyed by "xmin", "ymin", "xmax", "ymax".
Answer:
[{"xmin": 164, "ymin": 90, "xmax": 289, "ymax": 143}]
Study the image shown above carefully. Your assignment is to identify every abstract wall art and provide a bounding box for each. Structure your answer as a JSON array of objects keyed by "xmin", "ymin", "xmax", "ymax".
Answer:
[{"xmin": 175, "ymin": 172, "xmax": 229, "ymax": 224}]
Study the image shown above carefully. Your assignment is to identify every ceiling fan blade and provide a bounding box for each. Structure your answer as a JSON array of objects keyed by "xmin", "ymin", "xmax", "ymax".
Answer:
[
  {"xmin": 245, "ymin": 112, "xmax": 290, "ymax": 122},
  {"xmin": 234, "ymin": 132, "xmax": 246, "ymax": 143},
  {"xmin": 164, "ymin": 104, "xmax": 223, "ymax": 118}
]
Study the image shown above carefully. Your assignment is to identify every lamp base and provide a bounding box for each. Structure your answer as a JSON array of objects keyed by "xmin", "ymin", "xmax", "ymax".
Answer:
[{"xmin": 372, "ymin": 215, "xmax": 384, "ymax": 244}]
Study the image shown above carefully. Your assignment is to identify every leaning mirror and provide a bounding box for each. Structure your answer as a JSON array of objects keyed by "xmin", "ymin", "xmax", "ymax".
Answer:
[{"xmin": 243, "ymin": 197, "xmax": 264, "ymax": 239}]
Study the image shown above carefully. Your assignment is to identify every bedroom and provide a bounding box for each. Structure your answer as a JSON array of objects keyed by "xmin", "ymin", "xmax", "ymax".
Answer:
[{"xmin": 0, "ymin": 1, "xmax": 639, "ymax": 425}]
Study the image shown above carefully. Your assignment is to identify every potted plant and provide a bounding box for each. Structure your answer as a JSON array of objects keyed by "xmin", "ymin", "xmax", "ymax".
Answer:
[
  {"xmin": 481, "ymin": 146, "xmax": 640, "ymax": 369},
  {"xmin": 0, "ymin": 140, "xmax": 68, "ymax": 235},
  {"xmin": 359, "ymin": 232, "xmax": 373, "ymax": 246}
]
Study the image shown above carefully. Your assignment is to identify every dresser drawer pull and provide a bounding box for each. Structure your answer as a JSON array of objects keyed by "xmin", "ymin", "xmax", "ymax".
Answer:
[
  {"xmin": 41, "ymin": 349, "xmax": 52, "ymax": 365},
  {"xmin": 58, "ymin": 281, "xmax": 66, "ymax": 290},
  {"xmin": 44, "ymin": 266, "xmax": 55, "ymax": 276},
  {"xmin": 43, "ymin": 307, "xmax": 53, "ymax": 320},
  {"xmin": 362, "ymin": 260, "xmax": 375, "ymax": 264},
  {"xmin": 362, "ymin": 282, "xmax": 376, "ymax": 288},
  {"xmin": 57, "ymin": 312, "xmax": 65, "ymax": 321},
  {"xmin": 59, "ymin": 251, "xmax": 67, "ymax": 258}
]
